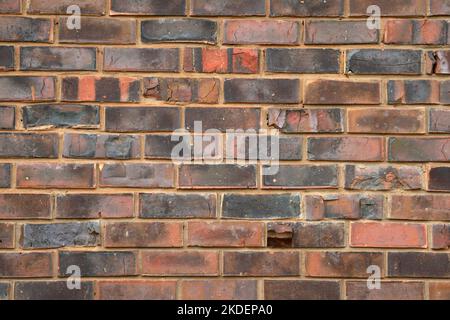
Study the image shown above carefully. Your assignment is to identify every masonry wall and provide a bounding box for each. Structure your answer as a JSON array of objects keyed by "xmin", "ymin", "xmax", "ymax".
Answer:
[{"xmin": 0, "ymin": 0, "xmax": 449, "ymax": 300}]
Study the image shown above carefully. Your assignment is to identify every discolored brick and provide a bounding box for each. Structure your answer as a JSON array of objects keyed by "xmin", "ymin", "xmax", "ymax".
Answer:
[
  {"xmin": 224, "ymin": 20, "xmax": 300, "ymax": 44},
  {"xmin": 0, "ymin": 252, "xmax": 53, "ymax": 278},
  {"xmin": 388, "ymin": 80, "xmax": 440, "ymax": 104},
  {"xmin": 0, "ymin": 17, "xmax": 53, "ymax": 42},
  {"xmin": 104, "ymin": 48, "xmax": 179, "ymax": 72},
  {"xmin": 100, "ymin": 163, "xmax": 174, "ymax": 188},
  {"xmin": 28, "ymin": 0, "xmax": 105, "ymax": 15},
  {"xmin": 111, "ymin": 0, "xmax": 186, "ymax": 15},
  {"xmin": 0, "ymin": 163, "xmax": 11, "ymax": 188},
  {"xmin": 0, "ymin": 223, "xmax": 14, "ymax": 248},
  {"xmin": 0, "ymin": 194, "xmax": 51, "ymax": 220},
  {"xmin": 429, "ymin": 108, "xmax": 450, "ymax": 133},
  {"xmin": 428, "ymin": 167, "xmax": 450, "ymax": 191},
  {"xmin": 432, "ymin": 224, "xmax": 450, "ymax": 250},
  {"xmin": 271, "ymin": 0, "xmax": 344, "ymax": 17},
  {"xmin": 388, "ymin": 252, "xmax": 450, "ymax": 278},
  {"xmin": 266, "ymin": 48, "xmax": 340, "ymax": 73},
  {"xmin": 181, "ymin": 280, "xmax": 257, "ymax": 300},
  {"xmin": 308, "ymin": 137, "xmax": 385, "ymax": 161},
  {"xmin": 0, "ymin": 77, "xmax": 55, "ymax": 102},
  {"xmin": 390, "ymin": 195, "xmax": 450, "ymax": 221},
  {"xmin": 20, "ymin": 47, "xmax": 96, "ymax": 71},
  {"xmin": 0, "ymin": 106, "xmax": 14, "ymax": 129},
  {"xmin": 349, "ymin": 0, "xmax": 426, "ymax": 16},
  {"xmin": 346, "ymin": 281, "xmax": 424, "ymax": 300},
  {"xmin": 388, "ymin": 137, "xmax": 450, "ymax": 162},
  {"xmin": 263, "ymin": 165, "xmax": 338, "ymax": 189},
  {"xmin": 0, "ymin": 46, "xmax": 14, "ymax": 70},
  {"xmin": 265, "ymin": 280, "xmax": 341, "ymax": 300},
  {"xmin": 15, "ymin": 281, "xmax": 94, "ymax": 300},
  {"xmin": 97, "ymin": 281, "xmax": 176, "ymax": 300},
  {"xmin": 191, "ymin": 0, "xmax": 265, "ymax": 16},
  {"xmin": 0, "ymin": 133, "xmax": 58, "ymax": 158},
  {"xmin": 305, "ymin": 20, "xmax": 379, "ymax": 44}
]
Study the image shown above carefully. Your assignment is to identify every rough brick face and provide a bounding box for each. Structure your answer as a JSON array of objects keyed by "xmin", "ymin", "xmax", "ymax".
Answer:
[{"xmin": 1, "ymin": 0, "xmax": 449, "ymax": 301}]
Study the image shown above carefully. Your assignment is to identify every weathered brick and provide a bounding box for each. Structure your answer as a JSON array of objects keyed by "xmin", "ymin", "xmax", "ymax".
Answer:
[
  {"xmin": 0, "ymin": 133, "xmax": 58, "ymax": 158},
  {"xmin": 305, "ymin": 80, "xmax": 381, "ymax": 105},
  {"xmin": 184, "ymin": 47, "xmax": 259, "ymax": 74},
  {"xmin": 350, "ymin": 222, "xmax": 427, "ymax": 248},
  {"xmin": 264, "ymin": 280, "xmax": 341, "ymax": 300},
  {"xmin": 63, "ymin": 133, "xmax": 140, "ymax": 160},
  {"xmin": 429, "ymin": 282, "xmax": 450, "ymax": 300},
  {"xmin": 185, "ymin": 107, "xmax": 260, "ymax": 132},
  {"xmin": 441, "ymin": 80, "xmax": 450, "ymax": 104},
  {"xmin": 100, "ymin": 164, "xmax": 174, "ymax": 188},
  {"xmin": 181, "ymin": 280, "xmax": 257, "ymax": 300},
  {"xmin": 388, "ymin": 137, "xmax": 450, "ymax": 162},
  {"xmin": 59, "ymin": 251, "xmax": 137, "ymax": 277},
  {"xmin": 223, "ymin": 252, "xmax": 300, "ymax": 276},
  {"xmin": 144, "ymin": 77, "xmax": 219, "ymax": 104},
  {"xmin": 346, "ymin": 49, "xmax": 422, "ymax": 74},
  {"xmin": 0, "ymin": 17, "xmax": 52, "ymax": 42},
  {"xmin": 308, "ymin": 137, "xmax": 385, "ymax": 161},
  {"xmin": 20, "ymin": 47, "xmax": 96, "ymax": 71},
  {"xmin": 21, "ymin": 222, "xmax": 100, "ymax": 249},
  {"xmin": 145, "ymin": 134, "xmax": 185, "ymax": 159},
  {"xmin": 428, "ymin": 167, "xmax": 450, "ymax": 191},
  {"xmin": 349, "ymin": 0, "xmax": 426, "ymax": 16},
  {"xmin": 0, "ymin": 76, "xmax": 55, "ymax": 102},
  {"xmin": 0, "ymin": 163, "xmax": 11, "ymax": 188},
  {"xmin": 432, "ymin": 224, "xmax": 450, "ymax": 250},
  {"xmin": 23, "ymin": 104, "xmax": 99, "ymax": 130},
  {"xmin": 62, "ymin": 76, "xmax": 140, "ymax": 103},
  {"xmin": 429, "ymin": 108, "xmax": 450, "ymax": 133},
  {"xmin": 345, "ymin": 165, "xmax": 423, "ymax": 191},
  {"xmin": 141, "ymin": 251, "xmax": 218, "ymax": 276},
  {"xmin": 348, "ymin": 109, "xmax": 425, "ymax": 133},
  {"xmin": 384, "ymin": 20, "xmax": 448, "ymax": 45},
  {"xmin": 304, "ymin": 194, "xmax": 384, "ymax": 221},
  {"xmin": 0, "ymin": 223, "xmax": 14, "ymax": 248},
  {"xmin": 17, "ymin": 164, "xmax": 95, "ymax": 189},
  {"xmin": 15, "ymin": 281, "xmax": 94, "ymax": 300},
  {"xmin": 56, "ymin": 194, "xmax": 133, "ymax": 219},
  {"xmin": 179, "ymin": 164, "xmax": 256, "ymax": 189},
  {"xmin": 346, "ymin": 282, "xmax": 424, "ymax": 300},
  {"xmin": 106, "ymin": 107, "xmax": 180, "ymax": 132},
  {"xmin": 426, "ymin": 51, "xmax": 450, "ymax": 74},
  {"xmin": 224, "ymin": 79, "xmax": 300, "ymax": 104},
  {"xmin": 191, "ymin": 0, "xmax": 265, "ymax": 16},
  {"xmin": 0, "ymin": 194, "xmax": 51, "ymax": 220},
  {"xmin": 305, "ymin": 252, "xmax": 384, "ymax": 278},
  {"xmin": 263, "ymin": 165, "xmax": 338, "ymax": 189},
  {"xmin": 266, "ymin": 48, "xmax": 340, "ymax": 73},
  {"xmin": 59, "ymin": 18, "xmax": 135, "ymax": 44},
  {"xmin": 0, "ymin": 46, "xmax": 14, "ymax": 70},
  {"xmin": 268, "ymin": 222, "xmax": 345, "ymax": 248},
  {"xmin": 28, "ymin": 0, "xmax": 105, "ymax": 15},
  {"xmin": 98, "ymin": 281, "xmax": 176, "ymax": 300},
  {"xmin": 141, "ymin": 19, "xmax": 217, "ymax": 44},
  {"xmin": 0, "ymin": 106, "xmax": 14, "ymax": 129},
  {"xmin": 0, "ymin": 283, "xmax": 9, "ymax": 300},
  {"xmin": 305, "ymin": 21, "xmax": 379, "ymax": 44},
  {"xmin": 0, "ymin": 0, "xmax": 20, "ymax": 13},
  {"xmin": 111, "ymin": 0, "xmax": 185, "ymax": 15},
  {"xmin": 104, "ymin": 222, "xmax": 182, "ymax": 248},
  {"xmin": 0, "ymin": 252, "xmax": 53, "ymax": 278},
  {"xmin": 271, "ymin": 0, "xmax": 344, "ymax": 17},
  {"xmin": 390, "ymin": 195, "xmax": 450, "ymax": 221},
  {"xmin": 388, "ymin": 252, "xmax": 450, "ymax": 278},
  {"xmin": 104, "ymin": 48, "xmax": 179, "ymax": 72},
  {"xmin": 430, "ymin": 0, "xmax": 450, "ymax": 15},
  {"xmin": 140, "ymin": 193, "xmax": 216, "ymax": 219},
  {"xmin": 388, "ymin": 80, "xmax": 440, "ymax": 104},
  {"xmin": 224, "ymin": 20, "xmax": 300, "ymax": 44},
  {"xmin": 188, "ymin": 221, "xmax": 264, "ymax": 247}
]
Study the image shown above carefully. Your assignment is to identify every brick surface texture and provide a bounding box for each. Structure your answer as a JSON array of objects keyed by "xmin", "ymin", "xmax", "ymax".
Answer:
[{"xmin": 0, "ymin": 0, "xmax": 449, "ymax": 301}]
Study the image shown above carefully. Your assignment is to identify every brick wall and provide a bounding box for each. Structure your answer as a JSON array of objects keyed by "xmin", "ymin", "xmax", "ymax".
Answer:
[{"xmin": 0, "ymin": 0, "xmax": 449, "ymax": 300}]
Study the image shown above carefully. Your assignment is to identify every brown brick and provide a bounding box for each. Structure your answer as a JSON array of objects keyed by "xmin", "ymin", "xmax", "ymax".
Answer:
[
  {"xmin": 0, "ymin": 133, "xmax": 58, "ymax": 158},
  {"xmin": 345, "ymin": 165, "xmax": 423, "ymax": 191},
  {"xmin": 141, "ymin": 251, "xmax": 218, "ymax": 276},
  {"xmin": 305, "ymin": 252, "xmax": 384, "ymax": 278},
  {"xmin": 0, "ymin": 223, "xmax": 14, "ymax": 249},
  {"xmin": 429, "ymin": 282, "xmax": 450, "ymax": 300},
  {"xmin": 16, "ymin": 164, "xmax": 95, "ymax": 189},
  {"xmin": 111, "ymin": 0, "xmax": 185, "ymax": 15},
  {"xmin": 144, "ymin": 77, "xmax": 219, "ymax": 104},
  {"xmin": 106, "ymin": 107, "xmax": 180, "ymax": 132},
  {"xmin": 388, "ymin": 252, "xmax": 450, "ymax": 278},
  {"xmin": 441, "ymin": 80, "xmax": 450, "ymax": 104},
  {"xmin": 0, "ymin": 163, "xmax": 11, "ymax": 188},
  {"xmin": 20, "ymin": 47, "xmax": 96, "ymax": 71},
  {"xmin": 0, "ymin": 283, "xmax": 9, "ymax": 300},
  {"xmin": 264, "ymin": 280, "xmax": 341, "ymax": 300},
  {"xmin": 305, "ymin": 21, "xmax": 379, "ymax": 44},
  {"xmin": 0, "ymin": 194, "xmax": 51, "ymax": 220},
  {"xmin": 56, "ymin": 194, "xmax": 134, "ymax": 219},
  {"xmin": 430, "ymin": 0, "xmax": 450, "ymax": 15},
  {"xmin": 0, "ymin": 76, "xmax": 55, "ymax": 102},
  {"xmin": 426, "ymin": 51, "xmax": 450, "ymax": 74},
  {"xmin": 429, "ymin": 108, "xmax": 450, "ymax": 133},
  {"xmin": 181, "ymin": 280, "xmax": 257, "ymax": 300},
  {"xmin": 389, "ymin": 137, "xmax": 450, "ymax": 162},
  {"xmin": 428, "ymin": 166, "xmax": 450, "ymax": 191},
  {"xmin": 0, "ymin": 17, "xmax": 53, "ymax": 42},
  {"xmin": 0, "ymin": 106, "xmax": 14, "ymax": 129},
  {"xmin": 0, "ymin": 252, "xmax": 53, "ymax": 278},
  {"xmin": 15, "ymin": 281, "xmax": 94, "ymax": 300},
  {"xmin": 188, "ymin": 221, "xmax": 264, "ymax": 247},
  {"xmin": 0, "ymin": 46, "xmax": 14, "ymax": 70},
  {"xmin": 224, "ymin": 20, "xmax": 300, "ymax": 44},
  {"xmin": 271, "ymin": 0, "xmax": 344, "ymax": 17},
  {"xmin": 432, "ymin": 224, "xmax": 450, "ymax": 250},
  {"xmin": 100, "ymin": 164, "xmax": 174, "ymax": 188},
  {"xmin": 0, "ymin": 0, "xmax": 20, "ymax": 13},
  {"xmin": 384, "ymin": 20, "xmax": 448, "ymax": 45},
  {"xmin": 263, "ymin": 165, "xmax": 338, "ymax": 189},
  {"xmin": 104, "ymin": 48, "xmax": 179, "ymax": 72},
  {"xmin": 59, "ymin": 17, "xmax": 135, "ymax": 44},
  {"xmin": 223, "ymin": 251, "xmax": 300, "ymax": 276},
  {"xmin": 308, "ymin": 137, "xmax": 385, "ymax": 161},
  {"xmin": 388, "ymin": 80, "xmax": 440, "ymax": 104},
  {"xmin": 346, "ymin": 281, "xmax": 424, "ymax": 300},
  {"xmin": 98, "ymin": 281, "xmax": 176, "ymax": 300},
  {"xmin": 349, "ymin": 0, "xmax": 426, "ymax": 16},
  {"xmin": 390, "ymin": 195, "xmax": 450, "ymax": 221},
  {"xmin": 104, "ymin": 222, "xmax": 182, "ymax": 248},
  {"xmin": 28, "ymin": 0, "xmax": 105, "ymax": 15},
  {"xmin": 191, "ymin": 0, "xmax": 265, "ymax": 16},
  {"xmin": 348, "ymin": 109, "xmax": 425, "ymax": 133},
  {"xmin": 305, "ymin": 80, "xmax": 381, "ymax": 105}
]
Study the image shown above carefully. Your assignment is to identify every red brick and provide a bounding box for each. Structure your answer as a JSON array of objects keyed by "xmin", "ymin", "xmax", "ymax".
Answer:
[
  {"xmin": 432, "ymin": 224, "xmax": 450, "ymax": 250},
  {"xmin": 308, "ymin": 137, "xmax": 385, "ymax": 161},
  {"xmin": 0, "ymin": 194, "xmax": 51, "ymax": 220},
  {"xmin": 187, "ymin": 221, "xmax": 264, "ymax": 247},
  {"xmin": 390, "ymin": 195, "xmax": 450, "ymax": 221},
  {"xmin": 181, "ymin": 280, "xmax": 257, "ymax": 300},
  {"xmin": 0, "ymin": 252, "xmax": 53, "ymax": 278},
  {"xmin": 305, "ymin": 21, "xmax": 379, "ymax": 44},
  {"xmin": 384, "ymin": 20, "xmax": 448, "ymax": 45},
  {"xmin": 430, "ymin": 0, "xmax": 450, "ymax": 15},
  {"xmin": 0, "ymin": 106, "xmax": 14, "ymax": 129},
  {"xmin": 349, "ymin": 0, "xmax": 426, "ymax": 16},
  {"xmin": 388, "ymin": 80, "xmax": 440, "ymax": 104},
  {"xmin": 0, "ymin": 46, "xmax": 14, "ymax": 71},
  {"xmin": 350, "ymin": 222, "xmax": 427, "ymax": 248},
  {"xmin": 141, "ymin": 251, "xmax": 219, "ymax": 276},
  {"xmin": 348, "ymin": 109, "xmax": 425, "ymax": 133},
  {"xmin": 429, "ymin": 282, "xmax": 450, "ymax": 300},
  {"xmin": 346, "ymin": 281, "xmax": 424, "ymax": 300},
  {"xmin": 100, "ymin": 164, "xmax": 174, "ymax": 188},
  {"xmin": 224, "ymin": 20, "xmax": 300, "ymax": 44},
  {"xmin": 0, "ymin": 223, "xmax": 14, "ymax": 249},
  {"xmin": 105, "ymin": 222, "xmax": 182, "ymax": 248},
  {"xmin": 0, "ymin": 0, "xmax": 20, "ymax": 13},
  {"xmin": 98, "ymin": 281, "xmax": 176, "ymax": 300},
  {"xmin": 429, "ymin": 108, "xmax": 450, "ymax": 133},
  {"xmin": 426, "ymin": 51, "xmax": 450, "ymax": 74},
  {"xmin": 388, "ymin": 137, "xmax": 450, "ymax": 162},
  {"xmin": 0, "ymin": 17, "xmax": 53, "ymax": 42}
]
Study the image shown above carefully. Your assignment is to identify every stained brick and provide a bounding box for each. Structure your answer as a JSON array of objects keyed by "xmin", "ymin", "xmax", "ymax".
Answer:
[
  {"xmin": 348, "ymin": 109, "xmax": 425, "ymax": 133},
  {"xmin": 0, "ymin": 77, "xmax": 56, "ymax": 102},
  {"xmin": 104, "ymin": 48, "xmax": 179, "ymax": 72},
  {"xmin": 308, "ymin": 137, "xmax": 385, "ymax": 161},
  {"xmin": 0, "ymin": 106, "xmax": 14, "ymax": 129},
  {"xmin": 0, "ymin": 163, "xmax": 11, "ymax": 188},
  {"xmin": 390, "ymin": 195, "xmax": 450, "ymax": 221},
  {"xmin": 100, "ymin": 164, "xmax": 174, "ymax": 188},
  {"xmin": 346, "ymin": 282, "xmax": 424, "ymax": 300},
  {"xmin": 181, "ymin": 280, "xmax": 257, "ymax": 300},
  {"xmin": 430, "ymin": 0, "xmax": 450, "ymax": 15},
  {"xmin": 20, "ymin": 47, "xmax": 96, "ymax": 71},
  {"xmin": 0, "ymin": 17, "xmax": 53, "ymax": 42},
  {"xmin": 0, "ymin": 223, "xmax": 14, "ymax": 248},
  {"xmin": 428, "ymin": 167, "xmax": 450, "ymax": 192},
  {"xmin": 389, "ymin": 137, "xmax": 450, "ymax": 162},
  {"xmin": 97, "ymin": 281, "xmax": 176, "ymax": 300},
  {"xmin": 263, "ymin": 165, "xmax": 338, "ymax": 189},
  {"xmin": 265, "ymin": 280, "xmax": 341, "ymax": 300},
  {"xmin": 429, "ymin": 108, "xmax": 450, "ymax": 133},
  {"xmin": 111, "ymin": 0, "xmax": 185, "ymax": 15},
  {"xmin": 426, "ymin": 51, "xmax": 450, "ymax": 74},
  {"xmin": 223, "ymin": 252, "xmax": 300, "ymax": 276},
  {"xmin": 0, "ymin": 194, "xmax": 51, "ymax": 220},
  {"xmin": 0, "ymin": 46, "xmax": 14, "ymax": 70},
  {"xmin": 0, "ymin": 0, "xmax": 20, "ymax": 13},
  {"xmin": 388, "ymin": 252, "xmax": 450, "ymax": 278},
  {"xmin": 106, "ymin": 107, "xmax": 180, "ymax": 132},
  {"xmin": 349, "ymin": 0, "xmax": 426, "ymax": 16},
  {"xmin": 0, "ymin": 283, "xmax": 9, "ymax": 300},
  {"xmin": 388, "ymin": 80, "xmax": 440, "ymax": 104},
  {"xmin": 28, "ymin": 0, "xmax": 105, "ymax": 15},
  {"xmin": 0, "ymin": 133, "xmax": 58, "ymax": 158},
  {"xmin": 432, "ymin": 224, "xmax": 450, "ymax": 250},
  {"xmin": 191, "ymin": 0, "xmax": 265, "ymax": 16},
  {"xmin": 224, "ymin": 20, "xmax": 300, "ymax": 44},
  {"xmin": 0, "ymin": 252, "xmax": 53, "ymax": 278},
  {"xmin": 305, "ymin": 21, "xmax": 379, "ymax": 44},
  {"xmin": 266, "ymin": 48, "xmax": 340, "ymax": 73},
  {"xmin": 271, "ymin": 0, "xmax": 344, "ymax": 17},
  {"xmin": 384, "ymin": 20, "xmax": 448, "ymax": 45},
  {"xmin": 15, "ymin": 281, "xmax": 94, "ymax": 300}
]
